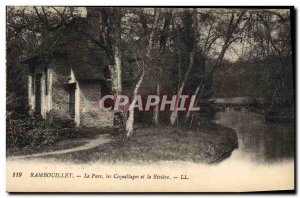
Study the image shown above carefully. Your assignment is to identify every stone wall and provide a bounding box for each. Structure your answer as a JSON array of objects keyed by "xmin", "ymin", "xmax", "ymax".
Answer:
[
  {"xmin": 79, "ymin": 81, "xmax": 113, "ymax": 128},
  {"xmin": 50, "ymin": 58, "xmax": 72, "ymax": 121}
]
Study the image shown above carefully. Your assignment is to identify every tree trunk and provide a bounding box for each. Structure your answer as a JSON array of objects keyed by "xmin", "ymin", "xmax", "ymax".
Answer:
[
  {"xmin": 109, "ymin": 46, "xmax": 125, "ymax": 134},
  {"xmin": 170, "ymin": 51, "xmax": 195, "ymax": 125},
  {"xmin": 126, "ymin": 70, "xmax": 145, "ymax": 137},
  {"xmin": 109, "ymin": 46, "xmax": 122, "ymax": 94},
  {"xmin": 153, "ymin": 83, "xmax": 160, "ymax": 126},
  {"xmin": 185, "ymin": 83, "xmax": 203, "ymax": 124}
]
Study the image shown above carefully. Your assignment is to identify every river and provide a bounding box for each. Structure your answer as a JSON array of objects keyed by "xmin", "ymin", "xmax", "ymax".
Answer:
[{"xmin": 214, "ymin": 107, "xmax": 294, "ymax": 164}]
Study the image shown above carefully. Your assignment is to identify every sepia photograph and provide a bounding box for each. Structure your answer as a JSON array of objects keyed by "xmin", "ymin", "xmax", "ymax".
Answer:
[{"xmin": 6, "ymin": 6, "xmax": 295, "ymax": 192}]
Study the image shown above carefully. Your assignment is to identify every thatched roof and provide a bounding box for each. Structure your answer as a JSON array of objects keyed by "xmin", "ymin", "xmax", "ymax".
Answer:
[{"xmin": 23, "ymin": 18, "xmax": 108, "ymax": 81}]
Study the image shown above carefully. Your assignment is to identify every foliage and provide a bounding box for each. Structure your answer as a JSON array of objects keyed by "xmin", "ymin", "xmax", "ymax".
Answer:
[
  {"xmin": 7, "ymin": 112, "xmax": 78, "ymax": 149},
  {"xmin": 261, "ymin": 56, "xmax": 294, "ymax": 108}
]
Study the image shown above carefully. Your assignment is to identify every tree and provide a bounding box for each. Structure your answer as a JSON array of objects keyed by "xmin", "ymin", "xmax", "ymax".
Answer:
[
  {"xmin": 243, "ymin": 10, "xmax": 293, "ymax": 113},
  {"xmin": 152, "ymin": 9, "xmax": 173, "ymax": 126},
  {"xmin": 125, "ymin": 9, "xmax": 160, "ymax": 137},
  {"xmin": 169, "ymin": 8, "xmax": 199, "ymax": 126},
  {"xmin": 184, "ymin": 9, "xmax": 247, "ymax": 125}
]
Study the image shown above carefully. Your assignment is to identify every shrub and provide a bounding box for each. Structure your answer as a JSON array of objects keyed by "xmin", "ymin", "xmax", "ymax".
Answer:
[{"xmin": 6, "ymin": 112, "xmax": 78, "ymax": 149}]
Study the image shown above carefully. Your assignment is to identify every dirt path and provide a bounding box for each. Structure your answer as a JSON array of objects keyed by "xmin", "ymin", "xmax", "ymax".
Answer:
[{"xmin": 8, "ymin": 134, "xmax": 112, "ymax": 160}]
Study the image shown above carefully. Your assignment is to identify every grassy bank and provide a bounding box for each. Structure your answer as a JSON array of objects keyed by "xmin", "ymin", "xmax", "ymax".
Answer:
[{"xmin": 37, "ymin": 123, "xmax": 238, "ymax": 164}]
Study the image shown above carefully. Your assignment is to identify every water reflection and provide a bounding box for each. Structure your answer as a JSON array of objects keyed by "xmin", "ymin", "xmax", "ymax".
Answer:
[{"xmin": 214, "ymin": 108, "xmax": 294, "ymax": 163}]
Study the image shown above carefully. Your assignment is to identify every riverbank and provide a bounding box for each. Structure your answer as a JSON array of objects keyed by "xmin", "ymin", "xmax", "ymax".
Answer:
[{"xmin": 23, "ymin": 123, "xmax": 238, "ymax": 164}]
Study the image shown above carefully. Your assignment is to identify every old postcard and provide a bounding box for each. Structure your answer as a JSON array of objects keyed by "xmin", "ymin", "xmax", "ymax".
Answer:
[{"xmin": 6, "ymin": 6, "xmax": 295, "ymax": 192}]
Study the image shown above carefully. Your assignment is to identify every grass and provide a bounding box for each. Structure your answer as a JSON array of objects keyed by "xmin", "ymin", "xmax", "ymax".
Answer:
[
  {"xmin": 39, "ymin": 123, "xmax": 238, "ymax": 164},
  {"xmin": 7, "ymin": 139, "xmax": 86, "ymax": 156}
]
